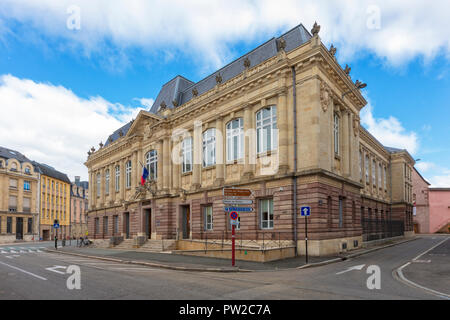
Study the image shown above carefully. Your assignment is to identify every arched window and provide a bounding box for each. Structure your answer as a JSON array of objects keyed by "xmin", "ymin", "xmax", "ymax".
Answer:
[
  {"xmin": 126, "ymin": 160, "xmax": 132, "ymax": 188},
  {"xmin": 25, "ymin": 166, "xmax": 31, "ymax": 174},
  {"xmin": 146, "ymin": 150, "xmax": 158, "ymax": 181},
  {"xmin": 11, "ymin": 162, "xmax": 17, "ymax": 171},
  {"xmin": 226, "ymin": 118, "xmax": 243, "ymax": 161},
  {"xmin": 203, "ymin": 129, "xmax": 216, "ymax": 167},
  {"xmin": 182, "ymin": 138, "xmax": 193, "ymax": 173},
  {"xmin": 365, "ymin": 155, "xmax": 369, "ymax": 182},
  {"xmin": 105, "ymin": 169, "xmax": 110, "ymax": 195},
  {"xmin": 256, "ymin": 106, "xmax": 277, "ymax": 153}
]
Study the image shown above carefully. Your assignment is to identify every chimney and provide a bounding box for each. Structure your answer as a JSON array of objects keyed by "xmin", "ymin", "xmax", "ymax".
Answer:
[{"xmin": 75, "ymin": 176, "xmax": 80, "ymax": 185}]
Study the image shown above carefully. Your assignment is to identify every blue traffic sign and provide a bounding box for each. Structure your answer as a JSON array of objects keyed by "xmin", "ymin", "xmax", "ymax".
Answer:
[
  {"xmin": 53, "ymin": 223, "xmax": 60, "ymax": 229},
  {"xmin": 224, "ymin": 206, "xmax": 253, "ymax": 212},
  {"xmin": 300, "ymin": 206, "xmax": 311, "ymax": 217}
]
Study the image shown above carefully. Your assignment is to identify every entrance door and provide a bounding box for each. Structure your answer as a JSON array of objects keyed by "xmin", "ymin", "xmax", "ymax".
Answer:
[
  {"xmin": 124, "ymin": 213, "xmax": 130, "ymax": 239},
  {"xmin": 16, "ymin": 218, "xmax": 23, "ymax": 240},
  {"xmin": 43, "ymin": 230, "xmax": 49, "ymax": 241},
  {"xmin": 182, "ymin": 206, "xmax": 190, "ymax": 239},
  {"xmin": 145, "ymin": 209, "xmax": 151, "ymax": 239}
]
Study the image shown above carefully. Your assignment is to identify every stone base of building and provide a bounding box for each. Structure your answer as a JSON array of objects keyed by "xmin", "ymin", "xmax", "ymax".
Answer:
[{"xmin": 296, "ymin": 236, "xmax": 363, "ymax": 256}]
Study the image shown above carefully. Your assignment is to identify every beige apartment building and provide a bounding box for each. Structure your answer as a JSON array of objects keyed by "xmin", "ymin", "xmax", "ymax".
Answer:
[
  {"xmin": 70, "ymin": 176, "xmax": 89, "ymax": 238},
  {"xmin": 85, "ymin": 23, "xmax": 415, "ymax": 256},
  {"xmin": 0, "ymin": 147, "xmax": 39, "ymax": 243}
]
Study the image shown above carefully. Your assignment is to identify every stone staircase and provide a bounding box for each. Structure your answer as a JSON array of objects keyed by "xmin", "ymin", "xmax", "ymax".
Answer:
[
  {"xmin": 139, "ymin": 239, "xmax": 177, "ymax": 252},
  {"xmin": 113, "ymin": 239, "xmax": 136, "ymax": 250}
]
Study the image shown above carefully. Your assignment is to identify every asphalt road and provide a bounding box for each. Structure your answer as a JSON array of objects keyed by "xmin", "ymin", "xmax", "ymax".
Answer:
[{"xmin": 0, "ymin": 235, "xmax": 448, "ymax": 300}]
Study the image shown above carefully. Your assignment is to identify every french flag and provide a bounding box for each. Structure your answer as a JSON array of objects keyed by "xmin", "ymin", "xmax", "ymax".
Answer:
[{"xmin": 141, "ymin": 166, "xmax": 149, "ymax": 186}]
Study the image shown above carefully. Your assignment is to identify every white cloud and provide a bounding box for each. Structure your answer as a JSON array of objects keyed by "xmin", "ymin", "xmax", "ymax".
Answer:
[
  {"xmin": 0, "ymin": 74, "xmax": 141, "ymax": 181},
  {"xmin": 415, "ymin": 161, "xmax": 435, "ymax": 173},
  {"xmin": 361, "ymin": 103, "xmax": 419, "ymax": 154},
  {"xmin": 0, "ymin": 0, "xmax": 449, "ymax": 71},
  {"xmin": 428, "ymin": 172, "xmax": 450, "ymax": 188},
  {"xmin": 134, "ymin": 98, "xmax": 154, "ymax": 109}
]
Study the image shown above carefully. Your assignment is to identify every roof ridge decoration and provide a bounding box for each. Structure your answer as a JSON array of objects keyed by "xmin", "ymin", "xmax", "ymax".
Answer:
[{"xmin": 311, "ymin": 21, "xmax": 321, "ymax": 36}]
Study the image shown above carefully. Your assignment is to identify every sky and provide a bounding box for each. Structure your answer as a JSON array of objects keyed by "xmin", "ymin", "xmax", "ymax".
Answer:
[{"xmin": 0, "ymin": 0, "xmax": 449, "ymax": 186}]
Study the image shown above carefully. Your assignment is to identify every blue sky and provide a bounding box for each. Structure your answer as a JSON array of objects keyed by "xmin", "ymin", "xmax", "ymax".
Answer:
[{"xmin": 0, "ymin": 1, "xmax": 449, "ymax": 185}]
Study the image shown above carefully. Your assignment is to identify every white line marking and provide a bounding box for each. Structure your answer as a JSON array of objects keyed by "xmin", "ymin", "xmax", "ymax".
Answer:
[
  {"xmin": 1, "ymin": 251, "xmax": 7, "ymax": 254},
  {"xmin": 45, "ymin": 266, "xmax": 67, "ymax": 275},
  {"xmin": 396, "ymin": 263, "xmax": 450, "ymax": 300},
  {"xmin": 336, "ymin": 264, "xmax": 366, "ymax": 275},
  {"xmin": 413, "ymin": 237, "xmax": 449, "ymax": 261},
  {"xmin": 0, "ymin": 260, "xmax": 47, "ymax": 280}
]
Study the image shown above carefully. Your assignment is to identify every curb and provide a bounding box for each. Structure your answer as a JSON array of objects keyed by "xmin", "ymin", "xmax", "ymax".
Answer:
[{"xmin": 44, "ymin": 249, "xmax": 251, "ymax": 273}]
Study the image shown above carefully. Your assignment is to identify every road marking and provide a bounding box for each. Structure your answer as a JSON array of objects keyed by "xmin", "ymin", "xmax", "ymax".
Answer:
[
  {"xmin": 396, "ymin": 262, "xmax": 450, "ymax": 300},
  {"xmin": 1, "ymin": 251, "xmax": 7, "ymax": 254},
  {"xmin": 412, "ymin": 237, "xmax": 448, "ymax": 261},
  {"xmin": 336, "ymin": 264, "xmax": 366, "ymax": 275},
  {"xmin": 45, "ymin": 266, "xmax": 67, "ymax": 275},
  {"xmin": 0, "ymin": 260, "xmax": 47, "ymax": 281}
]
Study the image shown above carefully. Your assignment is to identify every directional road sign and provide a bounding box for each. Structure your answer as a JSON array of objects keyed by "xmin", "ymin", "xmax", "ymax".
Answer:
[
  {"xmin": 224, "ymin": 206, "xmax": 253, "ymax": 212},
  {"xmin": 223, "ymin": 199, "xmax": 253, "ymax": 205},
  {"xmin": 223, "ymin": 188, "xmax": 252, "ymax": 197},
  {"xmin": 300, "ymin": 206, "xmax": 311, "ymax": 217}
]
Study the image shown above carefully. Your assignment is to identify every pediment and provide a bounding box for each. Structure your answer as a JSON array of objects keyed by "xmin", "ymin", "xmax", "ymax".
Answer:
[{"xmin": 126, "ymin": 110, "xmax": 163, "ymax": 138}]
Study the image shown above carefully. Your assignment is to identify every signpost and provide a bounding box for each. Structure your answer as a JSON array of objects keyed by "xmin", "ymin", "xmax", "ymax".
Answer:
[
  {"xmin": 300, "ymin": 206, "xmax": 311, "ymax": 264},
  {"xmin": 229, "ymin": 211, "xmax": 239, "ymax": 267},
  {"xmin": 223, "ymin": 188, "xmax": 253, "ymax": 267}
]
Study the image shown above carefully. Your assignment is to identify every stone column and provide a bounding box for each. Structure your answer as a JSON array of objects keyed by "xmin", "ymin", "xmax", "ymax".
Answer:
[
  {"xmin": 215, "ymin": 116, "xmax": 224, "ymax": 186},
  {"xmin": 342, "ymin": 110, "xmax": 350, "ymax": 177},
  {"xmin": 172, "ymin": 137, "xmax": 181, "ymax": 191},
  {"xmin": 163, "ymin": 137, "xmax": 170, "ymax": 191},
  {"xmin": 192, "ymin": 121, "xmax": 202, "ymax": 190},
  {"xmin": 132, "ymin": 151, "xmax": 137, "ymax": 189},
  {"xmin": 120, "ymin": 159, "xmax": 125, "ymax": 201},
  {"xmin": 157, "ymin": 140, "xmax": 163, "ymax": 191},
  {"xmin": 137, "ymin": 149, "xmax": 143, "ymax": 186},
  {"xmin": 100, "ymin": 167, "xmax": 105, "ymax": 207},
  {"xmin": 243, "ymin": 104, "xmax": 255, "ymax": 178},
  {"xmin": 277, "ymin": 90, "xmax": 289, "ymax": 174},
  {"xmin": 110, "ymin": 163, "xmax": 115, "ymax": 204}
]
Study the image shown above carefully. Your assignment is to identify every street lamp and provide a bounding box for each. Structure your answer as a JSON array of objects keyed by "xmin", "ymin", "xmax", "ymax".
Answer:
[{"xmin": 342, "ymin": 81, "xmax": 367, "ymax": 99}]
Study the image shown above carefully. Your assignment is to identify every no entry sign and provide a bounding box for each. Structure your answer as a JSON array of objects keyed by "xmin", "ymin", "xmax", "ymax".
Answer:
[{"xmin": 230, "ymin": 211, "xmax": 238, "ymax": 220}]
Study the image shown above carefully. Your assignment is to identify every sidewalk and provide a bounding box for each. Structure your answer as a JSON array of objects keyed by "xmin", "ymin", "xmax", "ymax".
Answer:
[{"xmin": 45, "ymin": 236, "xmax": 417, "ymax": 272}]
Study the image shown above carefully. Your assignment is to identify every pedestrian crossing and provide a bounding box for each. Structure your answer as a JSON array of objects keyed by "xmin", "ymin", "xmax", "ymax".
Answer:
[{"xmin": 0, "ymin": 247, "xmax": 46, "ymax": 254}]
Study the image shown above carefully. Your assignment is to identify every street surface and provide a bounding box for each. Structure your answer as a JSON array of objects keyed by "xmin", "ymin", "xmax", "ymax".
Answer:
[{"xmin": 0, "ymin": 235, "xmax": 448, "ymax": 300}]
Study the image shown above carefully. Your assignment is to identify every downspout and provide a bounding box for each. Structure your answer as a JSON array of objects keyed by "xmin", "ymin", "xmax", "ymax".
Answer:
[{"xmin": 292, "ymin": 66, "xmax": 298, "ymax": 256}]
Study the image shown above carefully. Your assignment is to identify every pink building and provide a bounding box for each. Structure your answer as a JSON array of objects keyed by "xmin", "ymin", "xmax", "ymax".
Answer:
[
  {"xmin": 412, "ymin": 167, "xmax": 430, "ymax": 233},
  {"xmin": 429, "ymin": 188, "xmax": 450, "ymax": 233}
]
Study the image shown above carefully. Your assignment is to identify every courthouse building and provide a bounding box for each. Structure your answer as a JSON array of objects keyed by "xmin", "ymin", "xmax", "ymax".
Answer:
[
  {"xmin": 0, "ymin": 147, "xmax": 39, "ymax": 243},
  {"xmin": 85, "ymin": 23, "xmax": 415, "ymax": 256}
]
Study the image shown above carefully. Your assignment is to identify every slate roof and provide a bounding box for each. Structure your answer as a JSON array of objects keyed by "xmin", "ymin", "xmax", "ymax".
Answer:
[
  {"xmin": 149, "ymin": 23, "xmax": 311, "ymax": 113},
  {"xmin": 104, "ymin": 24, "xmax": 312, "ymax": 146},
  {"xmin": 32, "ymin": 161, "xmax": 71, "ymax": 184},
  {"xmin": 0, "ymin": 146, "xmax": 32, "ymax": 163},
  {"xmin": 384, "ymin": 146, "xmax": 405, "ymax": 154}
]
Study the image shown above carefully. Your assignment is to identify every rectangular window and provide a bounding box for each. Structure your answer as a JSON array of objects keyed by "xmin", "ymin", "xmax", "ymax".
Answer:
[
  {"xmin": 365, "ymin": 155, "xmax": 369, "ymax": 182},
  {"xmin": 23, "ymin": 197, "xmax": 31, "ymax": 213},
  {"xmin": 9, "ymin": 178, "xmax": 17, "ymax": 188},
  {"xmin": 105, "ymin": 170, "xmax": 110, "ymax": 195},
  {"xmin": 260, "ymin": 199, "xmax": 274, "ymax": 229},
  {"xmin": 182, "ymin": 137, "xmax": 193, "ymax": 173},
  {"xmin": 334, "ymin": 114, "xmax": 340, "ymax": 155},
  {"xmin": 372, "ymin": 160, "xmax": 376, "ymax": 186},
  {"xmin": 339, "ymin": 198, "xmax": 344, "ymax": 228},
  {"xmin": 96, "ymin": 173, "xmax": 101, "ymax": 197},
  {"xmin": 9, "ymin": 196, "xmax": 17, "ymax": 212},
  {"xmin": 204, "ymin": 206, "xmax": 213, "ymax": 231},
  {"xmin": 24, "ymin": 180, "xmax": 31, "ymax": 191},
  {"xmin": 378, "ymin": 163, "xmax": 382, "ymax": 188},
  {"xmin": 7, "ymin": 217, "xmax": 12, "ymax": 234},
  {"xmin": 226, "ymin": 118, "xmax": 244, "ymax": 161}
]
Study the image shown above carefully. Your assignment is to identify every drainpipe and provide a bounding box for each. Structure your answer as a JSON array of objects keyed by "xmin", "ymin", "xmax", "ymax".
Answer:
[{"xmin": 292, "ymin": 66, "xmax": 298, "ymax": 256}]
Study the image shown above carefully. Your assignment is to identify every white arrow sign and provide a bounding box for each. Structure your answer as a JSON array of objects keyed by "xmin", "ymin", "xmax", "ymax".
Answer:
[
  {"xmin": 336, "ymin": 264, "xmax": 366, "ymax": 275},
  {"xmin": 45, "ymin": 266, "xmax": 67, "ymax": 275}
]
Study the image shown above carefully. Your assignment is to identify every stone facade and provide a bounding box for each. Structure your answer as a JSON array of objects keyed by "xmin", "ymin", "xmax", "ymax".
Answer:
[
  {"xmin": 85, "ymin": 23, "xmax": 415, "ymax": 256},
  {"xmin": 70, "ymin": 177, "xmax": 89, "ymax": 238},
  {"xmin": 0, "ymin": 148, "xmax": 39, "ymax": 243}
]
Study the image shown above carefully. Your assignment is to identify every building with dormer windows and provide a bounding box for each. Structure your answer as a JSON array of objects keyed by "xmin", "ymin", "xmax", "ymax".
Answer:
[{"xmin": 85, "ymin": 23, "xmax": 416, "ymax": 257}]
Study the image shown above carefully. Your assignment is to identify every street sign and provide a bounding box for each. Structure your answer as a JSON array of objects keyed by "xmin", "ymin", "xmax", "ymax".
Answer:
[
  {"xmin": 53, "ymin": 223, "xmax": 60, "ymax": 229},
  {"xmin": 230, "ymin": 211, "xmax": 239, "ymax": 220},
  {"xmin": 223, "ymin": 188, "xmax": 252, "ymax": 197},
  {"xmin": 224, "ymin": 206, "xmax": 253, "ymax": 212},
  {"xmin": 230, "ymin": 219, "xmax": 239, "ymax": 226},
  {"xmin": 223, "ymin": 199, "xmax": 253, "ymax": 205},
  {"xmin": 300, "ymin": 206, "xmax": 311, "ymax": 217}
]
